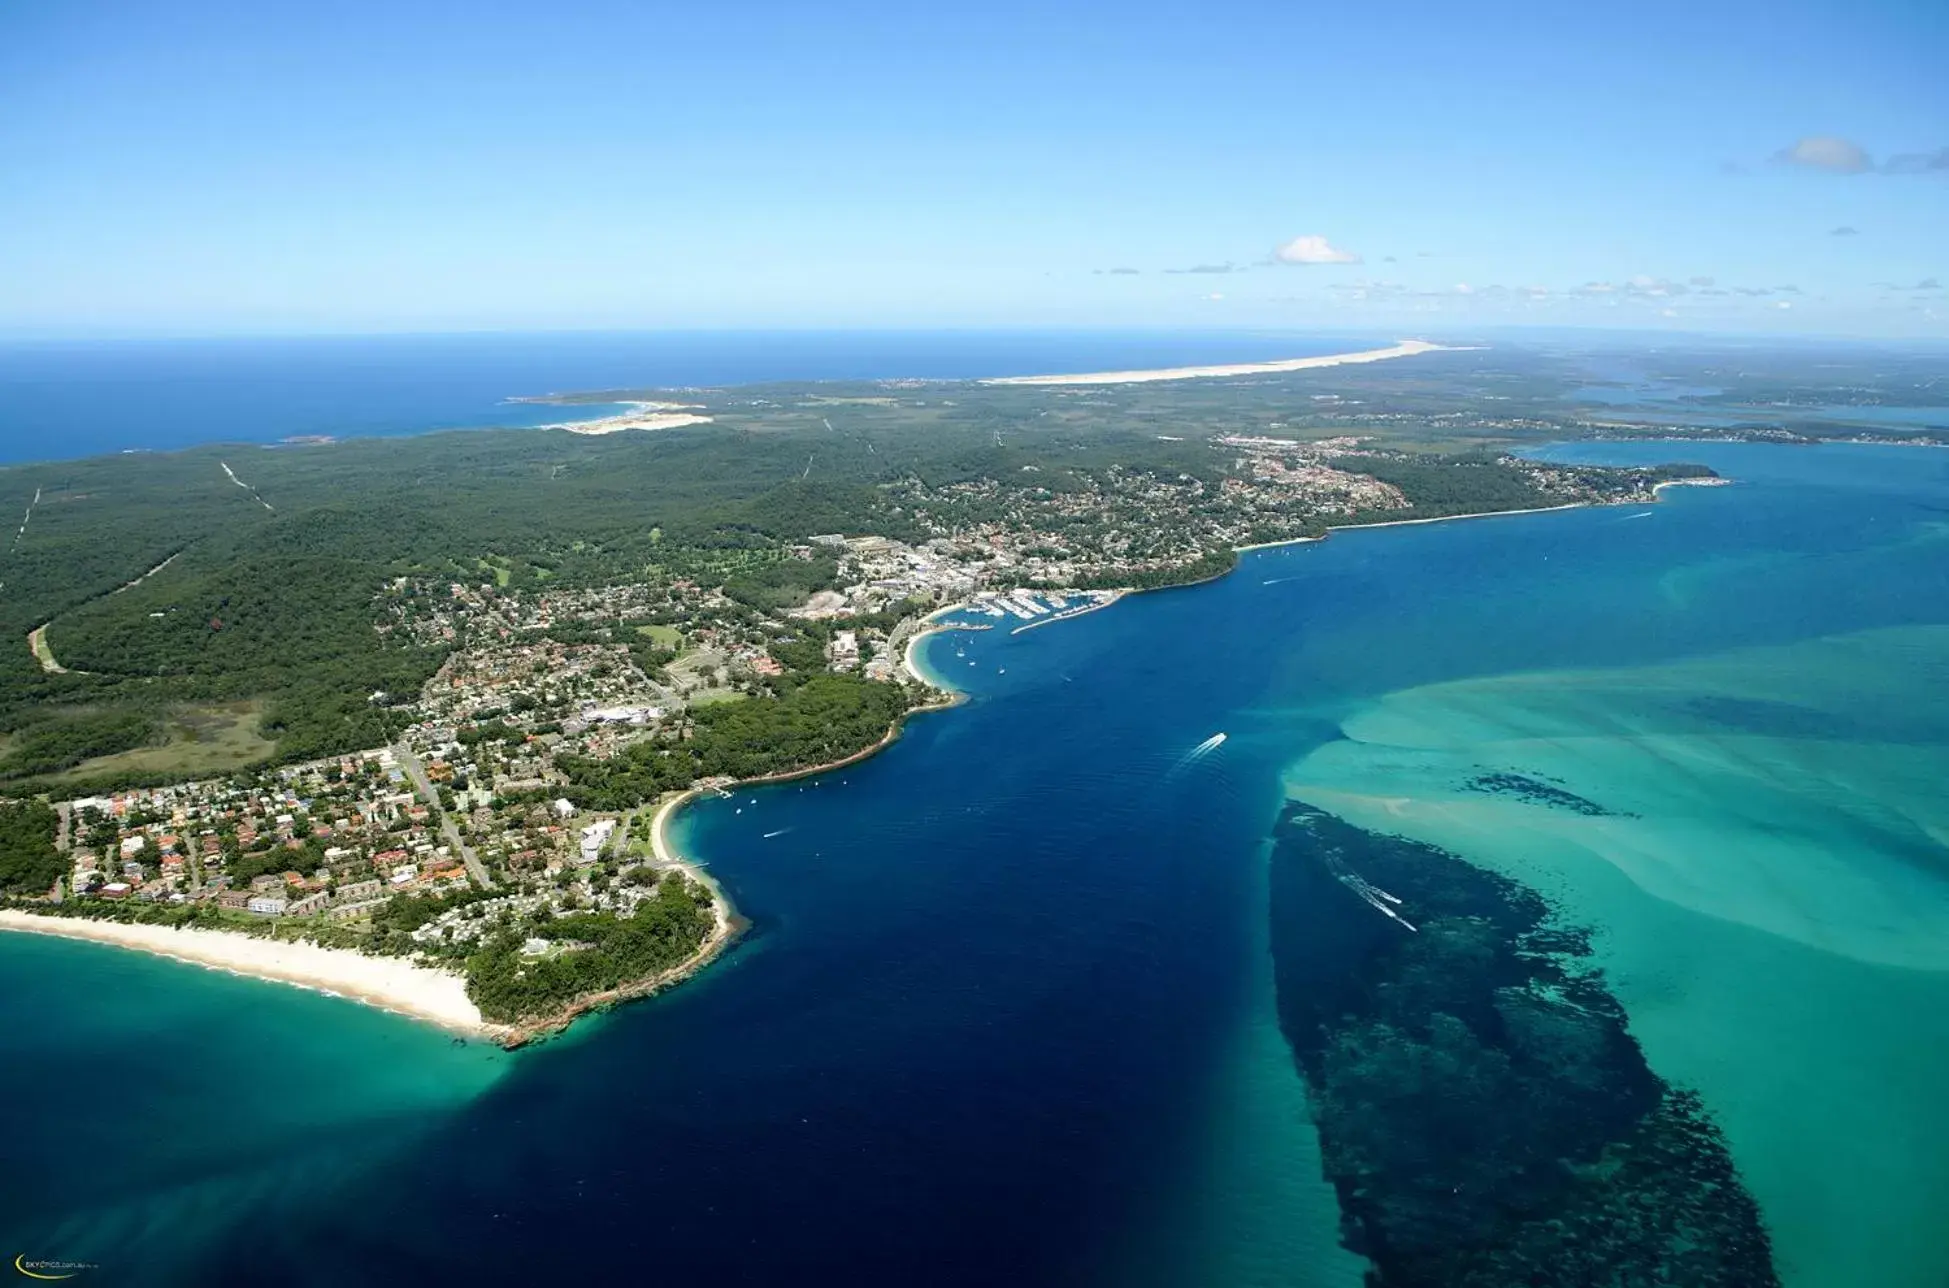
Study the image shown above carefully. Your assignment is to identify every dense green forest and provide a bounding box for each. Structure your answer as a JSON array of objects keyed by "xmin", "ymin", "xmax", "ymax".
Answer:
[
  {"xmin": 464, "ymin": 875, "xmax": 717, "ymax": 1024},
  {"xmin": 1057, "ymin": 547, "xmax": 1243, "ymax": 592},
  {"xmin": 722, "ymin": 553, "xmax": 841, "ymax": 612},
  {"xmin": 0, "ymin": 372, "xmax": 1712, "ymax": 792},
  {"xmin": 0, "ymin": 800, "xmax": 64, "ymax": 894},
  {"xmin": 1335, "ymin": 454, "xmax": 1711, "ymax": 522},
  {"xmin": 1, "ymin": 711, "xmax": 158, "ymax": 778},
  {"xmin": 0, "ymin": 417, "xmax": 1061, "ymax": 780},
  {"xmin": 557, "ymin": 673, "xmax": 919, "ymax": 810}
]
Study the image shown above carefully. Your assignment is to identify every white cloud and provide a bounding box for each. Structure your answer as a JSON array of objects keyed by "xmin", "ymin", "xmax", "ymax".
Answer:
[
  {"xmin": 1773, "ymin": 136, "xmax": 1872, "ymax": 174},
  {"xmin": 1775, "ymin": 300, "xmax": 1793, "ymax": 310},
  {"xmin": 1273, "ymin": 234, "xmax": 1360, "ymax": 265},
  {"xmin": 1883, "ymin": 146, "xmax": 1949, "ymax": 175},
  {"xmin": 1764, "ymin": 138, "xmax": 1946, "ymax": 176}
]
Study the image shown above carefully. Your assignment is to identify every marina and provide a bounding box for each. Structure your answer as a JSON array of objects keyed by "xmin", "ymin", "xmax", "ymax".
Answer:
[{"xmin": 956, "ymin": 588, "xmax": 1123, "ymax": 634}]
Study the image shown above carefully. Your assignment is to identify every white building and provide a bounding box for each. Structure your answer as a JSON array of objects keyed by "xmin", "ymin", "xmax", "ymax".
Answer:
[
  {"xmin": 583, "ymin": 706, "xmax": 663, "ymax": 726},
  {"xmin": 579, "ymin": 818, "xmax": 617, "ymax": 864}
]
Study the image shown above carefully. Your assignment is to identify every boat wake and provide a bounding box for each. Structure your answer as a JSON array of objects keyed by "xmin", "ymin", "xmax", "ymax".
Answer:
[
  {"xmin": 1170, "ymin": 732, "xmax": 1228, "ymax": 773},
  {"xmin": 1325, "ymin": 854, "xmax": 1417, "ymax": 931}
]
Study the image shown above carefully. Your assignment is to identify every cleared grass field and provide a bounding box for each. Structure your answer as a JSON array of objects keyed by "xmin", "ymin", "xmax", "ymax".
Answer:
[
  {"xmin": 635, "ymin": 624, "xmax": 683, "ymax": 648},
  {"xmin": 44, "ymin": 700, "xmax": 276, "ymax": 785}
]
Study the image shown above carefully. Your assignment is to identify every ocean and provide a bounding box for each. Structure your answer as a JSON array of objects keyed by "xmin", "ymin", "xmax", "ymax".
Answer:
[
  {"xmin": 0, "ymin": 330, "xmax": 1362, "ymax": 464},
  {"xmin": 2, "ymin": 436, "xmax": 1946, "ymax": 1285}
]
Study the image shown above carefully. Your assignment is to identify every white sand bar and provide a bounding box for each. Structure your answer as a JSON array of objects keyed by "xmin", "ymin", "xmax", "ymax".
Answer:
[
  {"xmin": 981, "ymin": 339, "xmax": 1457, "ymax": 387},
  {"xmin": 554, "ymin": 412, "xmax": 714, "ymax": 435},
  {"xmin": 0, "ymin": 910, "xmax": 501, "ymax": 1038}
]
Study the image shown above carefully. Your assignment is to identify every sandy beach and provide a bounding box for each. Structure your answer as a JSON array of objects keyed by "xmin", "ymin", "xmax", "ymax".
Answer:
[
  {"xmin": 648, "ymin": 791, "xmax": 736, "ymax": 944},
  {"xmin": 981, "ymin": 339, "xmax": 1455, "ymax": 387},
  {"xmin": 554, "ymin": 412, "xmax": 713, "ymax": 435},
  {"xmin": 540, "ymin": 401, "xmax": 714, "ymax": 435},
  {"xmin": 0, "ymin": 909, "xmax": 501, "ymax": 1038},
  {"xmin": 900, "ymin": 608, "xmax": 964, "ymax": 690},
  {"xmin": 650, "ymin": 788, "xmax": 708, "ymax": 870},
  {"xmin": 1327, "ymin": 502, "xmax": 1585, "ymax": 532}
]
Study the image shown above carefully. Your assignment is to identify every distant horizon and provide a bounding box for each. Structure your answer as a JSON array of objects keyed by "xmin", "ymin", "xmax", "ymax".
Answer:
[
  {"xmin": 5, "ymin": 322, "xmax": 1948, "ymax": 350},
  {"xmin": 2, "ymin": 324, "xmax": 1939, "ymax": 471}
]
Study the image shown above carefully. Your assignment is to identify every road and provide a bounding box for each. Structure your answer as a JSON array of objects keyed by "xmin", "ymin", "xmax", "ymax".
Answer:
[
  {"xmin": 392, "ymin": 742, "xmax": 494, "ymax": 890},
  {"xmin": 27, "ymin": 624, "xmax": 70, "ymax": 674}
]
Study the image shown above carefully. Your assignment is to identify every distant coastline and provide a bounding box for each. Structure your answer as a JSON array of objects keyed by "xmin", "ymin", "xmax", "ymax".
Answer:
[{"xmin": 980, "ymin": 339, "xmax": 1458, "ymax": 387}]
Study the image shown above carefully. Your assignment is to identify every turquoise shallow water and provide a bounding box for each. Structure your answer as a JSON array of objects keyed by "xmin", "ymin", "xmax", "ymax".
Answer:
[
  {"xmin": 1279, "ymin": 447, "xmax": 1949, "ymax": 1286},
  {"xmin": 1286, "ymin": 629, "xmax": 1949, "ymax": 1285},
  {"xmin": 0, "ymin": 441, "xmax": 1943, "ymax": 1286},
  {"xmin": 0, "ymin": 932, "xmax": 508, "ymax": 1282}
]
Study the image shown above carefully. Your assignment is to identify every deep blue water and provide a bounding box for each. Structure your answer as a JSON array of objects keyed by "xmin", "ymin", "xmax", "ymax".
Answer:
[
  {"xmin": 3, "ymin": 442, "xmax": 1947, "ymax": 1286},
  {"xmin": 0, "ymin": 331, "xmax": 1361, "ymax": 464}
]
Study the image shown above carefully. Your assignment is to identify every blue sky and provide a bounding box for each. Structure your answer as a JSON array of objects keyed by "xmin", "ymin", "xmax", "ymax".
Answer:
[{"xmin": 1, "ymin": 0, "xmax": 1944, "ymax": 338}]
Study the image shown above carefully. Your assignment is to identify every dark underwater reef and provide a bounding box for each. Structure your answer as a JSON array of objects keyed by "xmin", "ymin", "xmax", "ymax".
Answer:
[{"xmin": 1268, "ymin": 800, "xmax": 1778, "ymax": 1287}]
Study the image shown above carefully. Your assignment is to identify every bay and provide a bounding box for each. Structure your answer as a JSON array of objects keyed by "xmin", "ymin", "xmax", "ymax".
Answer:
[{"xmin": 0, "ymin": 440, "xmax": 1942, "ymax": 1285}]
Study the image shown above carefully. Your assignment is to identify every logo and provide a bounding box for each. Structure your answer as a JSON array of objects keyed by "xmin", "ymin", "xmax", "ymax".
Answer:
[{"xmin": 13, "ymin": 1256, "xmax": 97, "ymax": 1282}]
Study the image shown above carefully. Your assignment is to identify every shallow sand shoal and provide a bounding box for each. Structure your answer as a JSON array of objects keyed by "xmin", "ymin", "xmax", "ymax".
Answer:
[
  {"xmin": 0, "ymin": 909, "xmax": 499, "ymax": 1038},
  {"xmin": 980, "ymin": 340, "xmax": 1456, "ymax": 387}
]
